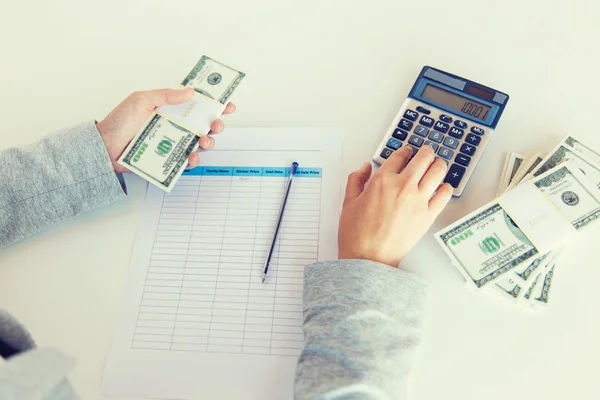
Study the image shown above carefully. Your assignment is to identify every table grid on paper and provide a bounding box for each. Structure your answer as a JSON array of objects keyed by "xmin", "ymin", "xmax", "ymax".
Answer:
[{"xmin": 132, "ymin": 166, "xmax": 322, "ymax": 356}]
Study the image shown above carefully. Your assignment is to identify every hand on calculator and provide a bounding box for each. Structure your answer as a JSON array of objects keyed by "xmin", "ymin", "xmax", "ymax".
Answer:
[{"xmin": 338, "ymin": 145, "xmax": 453, "ymax": 267}]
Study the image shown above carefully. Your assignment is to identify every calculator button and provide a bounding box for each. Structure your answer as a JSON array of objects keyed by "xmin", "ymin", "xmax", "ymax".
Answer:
[
  {"xmin": 444, "ymin": 163, "xmax": 466, "ymax": 188},
  {"xmin": 416, "ymin": 106, "xmax": 431, "ymax": 115},
  {"xmin": 419, "ymin": 116, "xmax": 434, "ymax": 127},
  {"xmin": 414, "ymin": 125, "xmax": 429, "ymax": 137},
  {"xmin": 408, "ymin": 135, "xmax": 424, "ymax": 147},
  {"xmin": 448, "ymin": 127, "xmax": 464, "ymax": 139},
  {"xmin": 398, "ymin": 119, "xmax": 414, "ymax": 131},
  {"xmin": 439, "ymin": 114, "xmax": 453, "ymax": 123},
  {"xmin": 433, "ymin": 121, "xmax": 450, "ymax": 133},
  {"xmin": 437, "ymin": 147, "xmax": 454, "ymax": 160},
  {"xmin": 454, "ymin": 120, "xmax": 468, "ymax": 129},
  {"xmin": 455, "ymin": 153, "xmax": 471, "ymax": 166},
  {"xmin": 386, "ymin": 137, "xmax": 402, "ymax": 150},
  {"xmin": 380, "ymin": 148, "xmax": 394, "ymax": 159},
  {"xmin": 465, "ymin": 133, "xmax": 481, "ymax": 146},
  {"xmin": 428, "ymin": 131, "xmax": 444, "ymax": 143},
  {"xmin": 460, "ymin": 143, "xmax": 476, "ymax": 156},
  {"xmin": 423, "ymin": 140, "xmax": 439, "ymax": 152},
  {"xmin": 471, "ymin": 126, "xmax": 485, "ymax": 135},
  {"xmin": 403, "ymin": 109, "xmax": 419, "ymax": 121},
  {"xmin": 443, "ymin": 136, "xmax": 459, "ymax": 149},
  {"xmin": 392, "ymin": 128, "xmax": 408, "ymax": 141}
]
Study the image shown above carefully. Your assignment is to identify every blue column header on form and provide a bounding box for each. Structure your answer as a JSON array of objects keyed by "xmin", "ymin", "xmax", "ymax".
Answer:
[{"xmin": 183, "ymin": 166, "xmax": 322, "ymax": 177}]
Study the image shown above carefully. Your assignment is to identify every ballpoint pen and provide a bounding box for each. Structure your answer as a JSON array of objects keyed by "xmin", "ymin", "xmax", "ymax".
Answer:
[{"xmin": 262, "ymin": 162, "xmax": 298, "ymax": 283}]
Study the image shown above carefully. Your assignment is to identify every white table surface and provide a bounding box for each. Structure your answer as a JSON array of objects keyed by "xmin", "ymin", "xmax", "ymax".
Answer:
[{"xmin": 1, "ymin": 1, "xmax": 600, "ymax": 399}]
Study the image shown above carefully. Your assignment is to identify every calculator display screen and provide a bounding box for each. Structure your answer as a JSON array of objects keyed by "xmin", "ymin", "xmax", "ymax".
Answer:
[{"xmin": 422, "ymin": 84, "xmax": 491, "ymax": 121}]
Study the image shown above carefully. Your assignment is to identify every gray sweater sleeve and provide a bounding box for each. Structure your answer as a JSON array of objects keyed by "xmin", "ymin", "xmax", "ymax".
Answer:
[
  {"xmin": 295, "ymin": 259, "xmax": 428, "ymax": 400},
  {"xmin": 0, "ymin": 121, "xmax": 127, "ymax": 247}
]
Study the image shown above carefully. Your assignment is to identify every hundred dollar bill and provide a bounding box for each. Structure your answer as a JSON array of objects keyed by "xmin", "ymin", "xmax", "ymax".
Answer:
[
  {"xmin": 496, "ymin": 152, "xmax": 525, "ymax": 196},
  {"xmin": 118, "ymin": 56, "xmax": 245, "ymax": 191},
  {"xmin": 529, "ymin": 263, "xmax": 556, "ymax": 307},
  {"xmin": 506, "ymin": 151, "xmax": 545, "ymax": 191},
  {"xmin": 436, "ymin": 163, "xmax": 600, "ymax": 289}
]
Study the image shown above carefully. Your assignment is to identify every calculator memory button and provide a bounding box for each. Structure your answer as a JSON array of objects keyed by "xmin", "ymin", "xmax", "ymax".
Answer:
[
  {"xmin": 386, "ymin": 137, "xmax": 402, "ymax": 150},
  {"xmin": 433, "ymin": 121, "xmax": 450, "ymax": 133},
  {"xmin": 437, "ymin": 146, "xmax": 454, "ymax": 160},
  {"xmin": 392, "ymin": 128, "xmax": 408, "ymax": 141},
  {"xmin": 380, "ymin": 148, "xmax": 394, "ymax": 159},
  {"xmin": 423, "ymin": 140, "xmax": 439, "ymax": 152},
  {"xmin": 455, "ymin": 153, "xmax": 471, "ymax": 166},
  {"xmin": 419, "ymin": 116, "xmax": 434, "ymax": 127},
  {"xmin": 460, "ymin": 143, "xmax": 476, "ymax": 156},
  {"xmin": 443, "ymin": 136, "xmax": 459, "ymax": 149},
  {"xmin": 416, "ymin": 106, "xmax": 431, "ymax": 115},
  {"xmin": 398, "ymin": 119, "xmax": 414, "ymax": 131},
  {"xmin": 448, "ymin": 127, "xmax": 464, "ymax": 139},
  {"xmin": 413, "ymin": 125, "xmax": 429, "ymax": 137},
  {"xmin": 444, "ymin": 163, "xmax": 467, "ymax": 188},
  {"xmin": 428, "ymin": 131, "xmax": 444, "ymax": 143},
  {"xmin": 471, "ymin": 126, "xmax": 485, "ymax": 135},
  {"xmin": 454, "ymin": 120, "xmax": 468, "ymax": 129},
  {"xmin": 403, "ymin": 109, "xmax": 419, "ymax": 121},
  {"xmin": 465, "ymin": 133, "xmax": 481, "ymax": 146},
  {"xmin": 439, "ymin": 114, "xmax": 453, "ymax": 123},
  {"xmin": 408, "ymin": 135, "xmax": 424, "ymax": 147}
]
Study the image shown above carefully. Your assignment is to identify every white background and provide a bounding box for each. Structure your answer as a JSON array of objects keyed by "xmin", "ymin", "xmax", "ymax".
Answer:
[{"xmin": 0, "ymin": 1, "xmax": 599, "ymax": 399}]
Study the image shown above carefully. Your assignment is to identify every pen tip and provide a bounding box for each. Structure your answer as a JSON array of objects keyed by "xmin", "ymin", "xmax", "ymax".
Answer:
[{"xmin": 261, "ymin": 276, "xmax": 266, "ymax": 283}]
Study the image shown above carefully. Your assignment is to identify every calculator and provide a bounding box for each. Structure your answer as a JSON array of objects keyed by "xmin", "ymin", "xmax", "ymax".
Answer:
[{"xmin": 373, "ymin": 66, "xmax": 509, "ymax": 196}]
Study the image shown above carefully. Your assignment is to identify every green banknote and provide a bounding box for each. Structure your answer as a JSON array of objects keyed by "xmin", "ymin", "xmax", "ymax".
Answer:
[{"xmin": 118, "ymin": 56, "xmax": 245, "ymax": 192}]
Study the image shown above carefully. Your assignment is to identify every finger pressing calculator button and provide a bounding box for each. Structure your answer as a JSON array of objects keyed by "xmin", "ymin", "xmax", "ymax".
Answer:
[
  {"xmin": 439, "ymin": 114, "xmax": 453, "ymax": 123},
  {"xmin": 380, "ymin": 148, "xmax": 394, "ymax": 159},
  {"xmin": 428, "ymin": 131, "xmax": 444, "ymax": 143},
  {"xmin": 471, "ymin": 126, "xmax": 485, "ymax": 135},
  {"xmin": 455, "ymin": 153, "xmax": 471, "ymax": 166},
  {"xmin": 465, "ymin": 133, "xmax": 481, "ymax": 146},
  {"xmin": 403, "ymin": 109, "xmax": 419, "ymax": 121},
  {"xmin": 443, "ymin": 136, "xmax": 459, "ymax": 149},
  {"xmin": 392, "ymin": 128, "xmax": 408, "ymax": 141},
  {"xmin": 448, "ymin": 127, "xmax": 464, "ymax": 139},
  {"xmin": 460, "ymin": 143, "xmax": 476, "ymax": 156},
  {"xmin": 444, "ymin": 163, "xmax": 466, "ymax": 188},
  {"xmin": 386, "ymin": 137, "xmax": 402, "ymax": 150},
  {"xmin": 407, "ymin": 145, "xmax": 419, "ymax": 158},
  {"xmin": 423, "ymin": 140, "xmax": 439, "ymax": 152},
  {"xmin": 419, "ymin": 116, "xmax": 434, "ymax": 127},
  {"xmin": 413, "ymin": 125, "xmax": 429, "ymax": 137},
  {"xmin": 454, "ymin": 120, "xmax": 468, "ymax": 129},
  {"xmin": 416, "ymin": 106, "xmax": 431, "ymax": 115},
  {"xmin": 437, "ymin": 146, "xmax": 454, "ymax": 160},
  {"xmin": 433, "ymin": 121, "xmax": 450, "ymax": 133},
  {"xmin": 408, "ymin": 135, "xmax": 424, "ymax": 147},
  {"xmin": 398, "ymin": 119, "xmax": 414, "ymax": 131}
]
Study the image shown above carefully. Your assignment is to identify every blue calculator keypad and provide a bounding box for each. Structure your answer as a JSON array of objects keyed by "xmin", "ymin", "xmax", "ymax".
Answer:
[
  {"xmin": 454, "ymin": 120, "xmax": 468, "ymax": 129},
  {"xmin": 433, "ymin": 121, "xmax": 450, "ymax": 133},
  {"xmin": 443, "ymin": 136, "xmax": 459, "ymax": 149},
  {"xmin": 392, "ymin": 128, "xmax": 408, "ymax": 141},
  {"xmin": 399, "ymin": 119, "xmax": 414, "ymax": 131},
  {"xmin": 416, "ymin": 106, "xmax": 431, "ymax": 114},
  {"xmin": 445, "ymin": 163, "xmax": 466, "ymax": 188},
  {"xmin": 409, "ymin": 135, "xmax": 424, "ymax": 147},
  {"xmin": 455, "ymin": 153, "xmax": 471, "ymax": 166},
  {"xmin": 403, "ymin": 109, "xmax": 419, "ymax": 121},
  {"xmin": 414, "ymin": 125, "xmax": 429, "ymax": 137},
  {"xmin": 380, "ymin": 148, "xmax": 394, "ymax": 159},
  {"xmin": 420, "ymin": 116, "xmax": 434, "ymax": 127},
  {"xmin": 423, "ymin": 140, "xmax": 439, "ymax": 152},
  {"xmin": 438, "ymin": 147, "xmax": 454, "ymax": 160},
  {"xmin": 471, "ymin": 126, "xmax": 485, "ymax": 135},
  {"xmin": 460, "ymin": 143, "xmax": 476, "ymax": 156},
  {"xmin": 448, "ymin": 127, "xmax": 464, "ymax": 139},
  {"xmin": 439, "ymin": 114, "xmax": 453, "ymax": 123},
  {"xmin": 386, "ymin": 137, "xmax": 402, "ymax": 150},
  {"xmin": 428, "ymin": 131, "xmax": 444, "ymax": 143},
  {"xmin": 465, "ymin": 133, "xmax": 481, "ymax": 146}
]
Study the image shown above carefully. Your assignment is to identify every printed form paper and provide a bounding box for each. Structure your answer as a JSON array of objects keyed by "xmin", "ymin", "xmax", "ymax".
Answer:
[{"xmin": 101, "ymin": 128, "xmax": 342, "ymax": 400}]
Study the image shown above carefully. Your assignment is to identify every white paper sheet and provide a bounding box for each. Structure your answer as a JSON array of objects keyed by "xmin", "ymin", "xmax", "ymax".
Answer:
[{"xmin": 102, "ymin": 128, "xmax": 342, "ymax": 400}]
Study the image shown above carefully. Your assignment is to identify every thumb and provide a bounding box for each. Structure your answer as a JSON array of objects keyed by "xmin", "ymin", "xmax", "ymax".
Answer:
[
  {"xmin": 344, "ymin": 162, "xmax": 372, "ymax": 203},
  {"xmin": 140, "ymin": 87, "xmax": 195, "ymax": 109}
]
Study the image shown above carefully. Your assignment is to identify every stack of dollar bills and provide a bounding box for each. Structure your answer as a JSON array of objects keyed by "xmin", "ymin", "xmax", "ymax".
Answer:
[{"xmin": 436, "ymin": 135, "xmax": 600, "ymax": 308}]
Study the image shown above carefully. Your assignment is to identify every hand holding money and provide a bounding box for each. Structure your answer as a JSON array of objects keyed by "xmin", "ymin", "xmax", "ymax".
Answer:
[{"xmin": 97, "ymin": 87, "xmax": 235, "ymax": 173}]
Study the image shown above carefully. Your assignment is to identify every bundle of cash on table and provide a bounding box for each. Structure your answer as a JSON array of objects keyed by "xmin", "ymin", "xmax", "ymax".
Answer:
[{"xmin": 436, "ymin": 135, "xmax": 600, "ymax": 308}]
